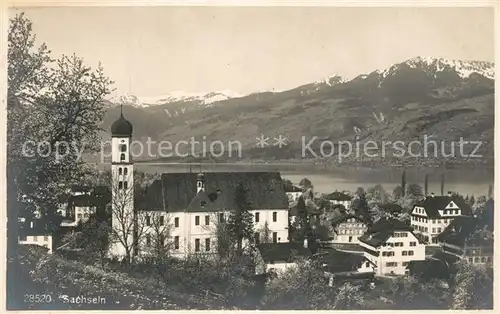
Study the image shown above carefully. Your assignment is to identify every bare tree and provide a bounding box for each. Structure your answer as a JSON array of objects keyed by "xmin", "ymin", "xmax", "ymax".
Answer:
[{"xmin": 141, "ymin": 212, "xmax": 174, "ymax": 262}]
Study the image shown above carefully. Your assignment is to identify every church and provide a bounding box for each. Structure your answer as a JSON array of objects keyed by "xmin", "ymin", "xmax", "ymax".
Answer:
[{"xmin": 108, "ymin": 111, "xmax": 290, "ymax": 258}]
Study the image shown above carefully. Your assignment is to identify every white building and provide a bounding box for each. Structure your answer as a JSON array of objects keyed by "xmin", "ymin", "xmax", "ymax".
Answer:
[
  {"xmin": 108, "ymin": 111, "xmax": 290, "ymax": 259},
  {"xmin": 18, "ymin": 221, "xmax": 53, "ymax": 254},
  {"xmin": 285, "ymin": 185, "xmax": 303, "ymax": 203},
  {"xmin": 330, "ymin": 215, "xmax": 368, "ymax": 244},
  {"xmin": 359, "ymin": 218, "xmax": 425, "ymax": 276},
  {"xmin": 410, "ymin": 192, "xmax": 473, "ymax": 245}
]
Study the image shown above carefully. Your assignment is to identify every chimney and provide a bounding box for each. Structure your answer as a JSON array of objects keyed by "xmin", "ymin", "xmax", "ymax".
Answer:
[
  {"xmin": 30, "ymin": 221, "xmax": 34, "ymax": 228},
  {"xmin": 430, "ymin": 193, "xmax": 435, "ymax": 198},
  {"xmin": 303, "ymin": 238, "xmax": 308, "ymax": 248}
]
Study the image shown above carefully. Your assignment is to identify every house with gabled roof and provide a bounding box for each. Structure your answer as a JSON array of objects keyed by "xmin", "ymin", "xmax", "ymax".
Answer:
[
  {"xmin": 315, "ymin": 247, "xmax": 375, "ymax": 283},
  {"xmin": 284, "ymin": 184, "xmax": 303, "ymax": 203},
  {"xmin": 358, "ymin": 218, "xmax": 425, "ymax": 276},
  {"xmin": 435, "ymin": 214, "xmax": 493, "ymax": 266},
  {"xmin": 325, "ymin": 191, "xmax": 352, "ymax": 210},
  {"xmin": 330, "ymin": 214, "xmax": 368, "ymax": 244},
  {"xmin": 255, "ymin": 241, "xmax": 312, "ymax": 275},
  {"xmin": 410, "ymin": 192, "xmax": 473, "ymax": 245}
]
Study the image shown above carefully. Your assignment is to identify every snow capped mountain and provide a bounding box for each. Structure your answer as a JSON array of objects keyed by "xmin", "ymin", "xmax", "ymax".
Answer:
[
  {"xmin": 376, "ymin": 56, "xmax": 494, "ymax": 80},
  {"xmin": 314, "ymin": 74, "xmax": 347, "ymax": 87},
  {"xmin": 109, "ymin": 90, "xmax": 246, "ymax": 108}
]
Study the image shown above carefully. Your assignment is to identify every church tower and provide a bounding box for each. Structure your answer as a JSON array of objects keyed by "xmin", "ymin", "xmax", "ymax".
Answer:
[{"xmin": 109, "ymin": 106, "xmax": 134, "ymax": 258}]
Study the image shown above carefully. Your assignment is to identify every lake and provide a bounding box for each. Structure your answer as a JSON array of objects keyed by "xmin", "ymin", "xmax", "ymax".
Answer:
[{"xmin": 131, "ymin": 162, "xmax": 494, "ymax": 197}]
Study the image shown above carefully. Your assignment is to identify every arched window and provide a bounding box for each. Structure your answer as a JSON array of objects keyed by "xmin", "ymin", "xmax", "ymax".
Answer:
[
  {"xmin": 123, "ymin": 168, "xmax": 128, "ymax": 176},
  {"xmin": 120, "ymin": 144, "xmax": 127, "ymax": 152},
  {"xmin": 118, "ymin": 167, "xmax": 123, "ymax": 175},
  {"xmin": 124, "ymin": 181, "xmax": 128, "ymax": 190},
  {"xmin": 118, "ymin": 181, "xmax": 123, "ymax": 189},
  {"xmin": 120, "ymin": 153, "xmax": 125, "ymax": 161}
]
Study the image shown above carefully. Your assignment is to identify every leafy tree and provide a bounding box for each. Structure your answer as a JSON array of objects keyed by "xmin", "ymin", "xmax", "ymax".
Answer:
[
  {"xmin": 291, "ymin": 196, "xmax": 311, "ymax": 242},
  {"xmin": 7, "ymin": 13, "xmax": 113, "ymax": 255},
  {"xmin": 351, "ymin": 193, "xmax": 371, "ymax": 224},
  {"xmin": 257, "ymin": 221, "xmax": 272, "ymax": 244},
  {"xmin": 333, "ymin": 282, "xmax": 365, "ymax": 309},
  {"xmin": 451, "ymin": 261, "xmax": 493, "ymax": 309},
  {"xmin": 299, "ymin": 178, "xmax": 313, "ymax": 189},
  {"xmin": 407, "ymin": 184, "xmax": 424, "ymax": 199},
  {"xmin": 227, "ymin": 184, "xmax": 254, "ymax": 255},
  {"xmin": 392, "ymin": 186, "xmax": 404, "ymax": 199},
  {"xmin": 262, "ymin": 258, "xmax": 336, "ymax": 309},
  {"xmin": 391, "ymin": 276, "xmax": 450, "ymax": 309}
]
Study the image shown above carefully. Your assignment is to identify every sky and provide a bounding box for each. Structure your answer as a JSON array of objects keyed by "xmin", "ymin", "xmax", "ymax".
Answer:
[{"xmin": 10, "ymin": 6, "xmax": 494, "ymax": 97}]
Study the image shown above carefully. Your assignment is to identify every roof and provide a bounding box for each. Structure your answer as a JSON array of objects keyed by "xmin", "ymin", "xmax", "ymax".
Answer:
[
  {"xmin": 413, "ymin": 195, "xmax": 473, "ymax": 218},
  {"xmin": 406, "ymin": 259, "xmax": 451, "ymax": 279},
  {"xmin": 257, "ymin": 242, "xmax": 312, "ymax": 262},
  {"xmin": 358, "ymin": 218, "xmax": 414, "ymax": 247},
  {"xmin": 138, "ymin": 172, "xmax": 289, "ymax": 212},
  {"xmin": 330, "ymin": 214, "xmax": 368, "ymax": 227},
  {"xmin": 19, "ymin": 221, "xmax": 53, "ymax": 236},
  {"xmin": 111, "ymin": 112, "xmax": 133, "ymax": 137},
  {"xmin": 436, "ymin": 216, "xmax": 493, "ymax": 247},
  {"xmin": 378, "ymin": 203, "xmax": 403, "ymax": 213},
  {"xmin": 284, "ymin": 185, "xmax": 302, "ymax": 193},
  {"xmin": 289, "ymin": 200, "xmax": 321, "ymax": 216},
  {"xmin": 316, "ymin": 248, "xmax": 372, "ymax": 273},
  {"xmin": 325, "ymin": 191, "xmax": 352, "ymax": 201}
]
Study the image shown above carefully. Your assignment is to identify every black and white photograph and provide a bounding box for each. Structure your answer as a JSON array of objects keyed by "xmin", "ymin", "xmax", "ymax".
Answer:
[{"xmin": 3, "ymin": 2, "xmax": 496, "ymax": 311}]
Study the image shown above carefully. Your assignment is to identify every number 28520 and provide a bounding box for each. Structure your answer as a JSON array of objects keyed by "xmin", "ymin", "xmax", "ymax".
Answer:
[{"xmin": 24, "ymin": 294, "xmax": 53, "ymax": 303}]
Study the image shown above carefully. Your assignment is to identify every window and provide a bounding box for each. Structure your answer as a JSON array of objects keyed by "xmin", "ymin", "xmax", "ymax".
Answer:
[
  {"xmin": 118, "ymin": 168, "xmax": 123, "ymax": 175},
  {"xmin": 432, "ymin": 228, "xmax": 436, "ymax": 233},
  {"xmin": 174, "ymin": 217, "xmax": 179, "ymax": 227},
  {"xmin": 19, "ymin": 235, "xmax": 27, "ymax": 241},
  {"xmin": 146, "ymin": 234, "xmax": 151, "ymax": 246},
  {"xmin": 195, "ymin": 239, "xmax": 200, "ymax": 252},
  {"xmin": 205, "ymin": 238, "xmax": 211, "ymax": 251},
  {"xmin": 120, "ymin": 144, "xmax": 127, "ymax": 152},
  {"xmin": 124, "ymin": 168, "xmax": 128, "ymax": 176},
  {"xmin": 120, "ymin": 153, "xmax": 125, "ymax": 161},
  {"xmin": 254, "ymin": 232, "xmax": 260, "ymax": 245},
  {"xmin": 365, "ymin": 262, "xmax": 370, "ymax": 267},
  {"xmin": 272, "ymin": 212, "xmax": 277, "ymax": 222},
  {"xmin": 205, "ymin": 215, "xmax": 210, "ymax": 226},
  {"xmin": 402, "ymin": 251, "xmax": 408, "ymax": 256},
  {"xmin": 33, "ymin": 236, "xmax": 38, "ymax": 241},
  {"xmin": 195, "ymin": 216, "xmax": 200, "ymax": 226},
  {"xmin": 432, "ymin": 219, "xmax": 436, "ymax": 224},
  {"xmin": 43, "ymin": 244, "xmax": 48, "ymax": 248},
  {"xmin": 437, "ymin": 227, "xmax": 442, "ymax": 233},
  {"xmin": 44, "ymin": 235, "xmax": 49, "ymax": 242},
  {"xmin": 474, "ymin": 257, "xmax": 480, "ymax": 263},
  {"xmin": 118, "ymin": 181, "xmax": 123, "ymax": 189},
  {"xmin": 408, "ymin": 250, "xmax": 414, "ymax": 256},
  {"xmin": 272, "ymin": 232, "xmax": 278, "ymax": 243},
  {"xmin": 124, "ymin": 181, "xmax": 128, "ymax": 190},
  {"xmin": 481, "ymin": 256, "xmax": 486, "ymax": 263},
  {"xmin": 386, "ymin": 262, "xmax": 398, "ymax": 267},
  {"xmin": 402, "ymin": 262, "xmax": 409, "ymax": 267},
  {"xmin": 77, "ymin": 213, "xmax": 82, "ymax": 219},
  {"xmin": 174, "ymin": 236, "xmax": 179, "ymax": 249},
  {"xmin": 255, "ymin": 212, "xmax": 260, "ymax": 223},
  {"xmin": 424, "ymin": 227, "xmax": 428, "ymax": 233},
  {"xmin": 160, "ymin": 216, "xmax": 164, "ymax": 226},
  {"xmin": 219, "ymin": 213, "xmax": 224, "ymax": 223},
  {"xmin": 468, "ymin": 257, "xmax": 473, "ymax": 263},
  {"xmin": 146, "ymin": 215, "xmax": 151, "ymax": 226}
]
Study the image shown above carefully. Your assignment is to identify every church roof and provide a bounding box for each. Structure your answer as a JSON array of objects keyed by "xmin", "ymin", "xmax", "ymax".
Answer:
[
  {"xmin": 137, "ymin": 172, "xmax": 289, "ymax": 212},
  {"xmin": 111, "ymin": 112, "xmax": 133, "ymax": 137}
]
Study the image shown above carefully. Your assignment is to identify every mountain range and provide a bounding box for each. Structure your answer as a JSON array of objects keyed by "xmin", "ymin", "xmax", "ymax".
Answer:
[{"xmin": 101, "ymin": 56, "xmax": 494, "ymax": 166}]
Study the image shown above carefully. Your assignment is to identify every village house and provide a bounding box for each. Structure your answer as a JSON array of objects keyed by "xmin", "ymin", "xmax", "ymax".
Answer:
[
  {"xmin": 435, "ymin": 214, "xmax": 493, "ymax": 266},
  {"xmin": 359, "ymin": 218, "xmax": 425, "ymax": 276},
  {"xmin": 284, "ymin": 185, "xmax": 303, "ymax": 203},
  {"xmin": 18, "ymin": 221, "xmax": 53, "ymax": 254},
  {"xmin": 255, "ymin": 241, "xmax": 312, "ymax": 275},
  {"xmin": 324, "ymin": 191, "xmax": 352, "ymax": 210},
  {"xmin": 330, "ymin": 214, "xmax": 368, "ymax": 244},
  {"xmin": 410, "ymin": 192, "xmax": 473, "ymax": 245},
  {"xmin": 317, "ymin": 248, "xmax": 375, "ymax": 284},
  {"xmin": 108, "ymin": 112, "xmax": 290, "ymax": 258}
]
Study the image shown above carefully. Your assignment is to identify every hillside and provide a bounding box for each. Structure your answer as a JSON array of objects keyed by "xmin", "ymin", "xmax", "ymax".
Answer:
[{"xmin": 101, "ymin": 57, "xmax": 494, "ymax": 166}]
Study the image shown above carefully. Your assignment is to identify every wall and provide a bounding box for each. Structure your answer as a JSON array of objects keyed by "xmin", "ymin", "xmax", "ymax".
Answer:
[{"xmin": 19, "ymin": 235, "xmax": 53, "ymax": 254}]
